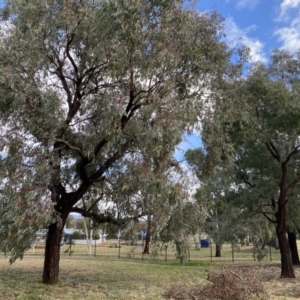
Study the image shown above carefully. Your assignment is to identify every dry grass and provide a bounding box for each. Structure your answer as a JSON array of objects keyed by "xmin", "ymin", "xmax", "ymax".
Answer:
[
  {"xmin": 0, "ymin": 255, "xmax": 300, "ymax": 299},
  {"xmin": 164, "ymin": 265, "xmax": 268, "ymax": 300},
  {"xmin": 0, "ymin": 255, "xmax": 208, "ymax": 300},
  {"xmin": 236, "ymin": 263, "xmax": 300, "ymax": 300},
  {"xmin": 164, "ymin": 263, "xmax": 300, "ymax": 300},
  {"xmin": 24, "ymin": 241, "xmax": 282, "ymax": 263}
]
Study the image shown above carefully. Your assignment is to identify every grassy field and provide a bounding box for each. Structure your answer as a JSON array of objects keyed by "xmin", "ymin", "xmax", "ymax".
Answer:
[
  {"xmin": 0, "ymin": 256, "xmax": 210, "ymax": 300},
  {"xmin": 24, "ymin": 241, "xmax": 282, "ymax": 263},
  {"xmin": 1, "ymin": 254, "xmax": 300, "ymax": 300}
]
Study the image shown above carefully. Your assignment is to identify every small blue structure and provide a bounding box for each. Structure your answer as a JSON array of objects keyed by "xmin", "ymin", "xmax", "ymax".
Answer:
[{"xmin": 200, "ymin": 239, "xmax": 210, "ymax": 248}]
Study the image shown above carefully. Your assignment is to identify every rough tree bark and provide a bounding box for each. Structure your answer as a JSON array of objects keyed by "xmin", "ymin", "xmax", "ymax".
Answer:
[
  {"xmin": 42, "ymin": 182, "xmax": 87, "ymax": 284},
  {"xmin": 264, "ymin": 142, "xmax": 296, "ymax": 278},
  {"xmin": 287, "ymin": 231, "xmax": 300, "ymax": 265},
  {"xmin": 276, "ymin": 192, "xmax": 295, "ymax": 278},
  {"xmin": 215, "ymin": 243, "xmax": 222, "ymax": 257},
  {"xmin": 42, "ymin": 219, "xmax": 66, "ymax": 284},
  {"xmin": 143, "ymin": 215, "xmax": 151, "ymax": 254}
]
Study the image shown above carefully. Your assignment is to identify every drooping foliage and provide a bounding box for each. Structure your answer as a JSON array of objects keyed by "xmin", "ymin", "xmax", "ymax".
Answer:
[
  {"xmin": 0, "ymin": 0, "xmax": 242, "ymax": 283},
  {"xmin": 202, "ymin": 49, "xmax": 300, "ymax": 277}
]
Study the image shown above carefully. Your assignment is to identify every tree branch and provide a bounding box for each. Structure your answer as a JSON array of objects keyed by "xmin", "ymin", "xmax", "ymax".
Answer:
[
  {"xmin": 288, "ymin": 174, "xmax": 300, "ymax": 190},
  {"xmin": 255, "ymin": 210, "xmax": 277, "ymax": 224},
  {"xmin": 125, "ymin": 68, "xmax": 135, "ymax": 114},
  {"xmin": 55, "ymin": 138, "xmax": 85, "ymax": 158},
  {"xmin": 66, "ymin": 33, "xmax": 79, "ymax": 78},
  {"xmin": 88, "ymin": 193, "xmax": 104, "ymax": 213},
  {"xmin": 243, "ymin": 178, "xmax": 256, "ymax": 188},
  {"xmin": 283, "ymin": 145, "xmax": 300, "ymax": 166},
  {"xmin": 265, "ymin": 142, "xmax": 280, "ymax": 162},
  {"xmin": 70, "ymin": 207, "xmax": 144, "ymax": 226},
  {"xmin": 89, "ymin": 141, "xmax": 130, "ymax": 181},
  {"xmin": 93, "ymin": 138, "xmax": 108, "ymax": 158},
  {"xmin": 47, "ymin": 46, "xmax": 73, "ymax": 108}
]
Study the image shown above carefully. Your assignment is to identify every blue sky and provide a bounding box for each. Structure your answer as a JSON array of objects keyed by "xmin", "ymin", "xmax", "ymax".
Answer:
[
  {"xmin": 175, "ymin": 0, "xmax": 300, "ymax": 161},
  {"xmin": 175, "ymin": 133, "xmax": 203, "ymax": 162},
  {"xmin": 198, "ymin": 0, "xmax": 300, "ymax": 62}
]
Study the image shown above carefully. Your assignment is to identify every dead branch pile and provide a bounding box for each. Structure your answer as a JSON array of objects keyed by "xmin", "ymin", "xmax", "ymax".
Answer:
[{"xmin": 163, "ymin": 266, "xmax": 268, "ymax": 300}]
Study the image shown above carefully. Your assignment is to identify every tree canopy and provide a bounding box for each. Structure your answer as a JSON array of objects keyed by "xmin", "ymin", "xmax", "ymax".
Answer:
[
  {"xmin": 201, "ymin": 49, "xmax": 300, "ymax": 278},
  {"xmin": 0, "ymin": 0, "xmax": 240, "ymax": 284}
]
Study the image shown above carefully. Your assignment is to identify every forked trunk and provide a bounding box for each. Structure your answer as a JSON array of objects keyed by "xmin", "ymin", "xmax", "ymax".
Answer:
[
  {"xmin": 216, "ymin": 243, "xmax": 222, "ymax": 257},
  {"xmin": 287, "ymin": 231, "xmax": 300, "ymax": 265},
  {"xmin": 276, "ymin": 201, "xmax": 295, "ymax": 278},
  {"xmin": 42, "ymin": 219, "xmax": 66, "ymax": 284},
  {"xmin": 277, "ymin": 227, "xmax": 295, "ymax": 277}
]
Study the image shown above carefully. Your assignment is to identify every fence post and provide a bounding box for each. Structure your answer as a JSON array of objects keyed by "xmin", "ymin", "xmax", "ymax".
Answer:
[
  {"xmin": 231, "ymin": 243, "xmax": 234, "ymax": 263},
  {"xmin": 142, "ymin": 237, "xmax": 144, "ymax": 261},
  {"xmin": 118, "ymin": 229, "xmax": 121, "ymax": 259},
  {"xmin": 210, "ymin": 240, "xmax": 213, "ymax": 263},
  {"xmin": 94, "ymin": 239, "xmax": 97, "ymax": 257},
  {"xmin": 269, "ymin": 245, "xmax": 272, "ymax": 261},
  {"xmin": 165, "ymin": 244, "xmax": 168, "ymax": 262}
]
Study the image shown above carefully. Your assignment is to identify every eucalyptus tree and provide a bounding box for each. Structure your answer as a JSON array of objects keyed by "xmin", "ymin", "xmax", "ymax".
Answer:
[
  {"xmin": 285, "ymin": 199, "xmax": 300, "ymax": 265},
  {"xmin": 112, "ymin": 145, "xmax": 190, "ymax": 255},
  {"xmin": 202, "ymin": 50, "xmax": 300, "ymax": 278},
  {"xmin": 79, "ymin": 198, "xmax": 101, "ymax": 255},
  {"xmin": 159, "ymin": 191, "xmax": 204, "ymax": 264},
  {"xmin": 0, "ymin": 0, "xmax": 241, "ymax": 284},
  {"xmin": 185, "ymin": 148, "xmax": 248, "ymax": 257}
]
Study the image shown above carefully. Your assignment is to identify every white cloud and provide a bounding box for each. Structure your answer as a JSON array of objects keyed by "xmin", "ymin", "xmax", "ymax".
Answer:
[
  {"xmin": 226, "ymin": 0, "xmax": 260, "ymax": 10},
  {"xmin": 225, "ymin": 17, "xmax": 267, "ymax": 63},
  {"xmin": 279, "ymin": 0, "xmax": 300, "ymax": 20},
  {"xmin": 275, "ymin": 18, "xmax": 300, "ymax": 51},
  {"xmin": 244, "ymin": 24, "xmax": 258, "ymax": 33},
  {"xmin": 236, "ymin": 0, "xmax": 260, "ymax": 10},
  {"xmin": 275, "ymin": 1, "xmax": 300, "ymax": 51}
]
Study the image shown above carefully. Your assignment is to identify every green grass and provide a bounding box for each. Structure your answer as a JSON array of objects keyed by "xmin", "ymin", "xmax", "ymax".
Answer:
[
  {"xmin": 1, "ymin": 254, "xmax": 300, "ymax": 299},
  {"xmin": 0, "ymin": 241, "xmax": 290, "ymax": 299},
  {"xmin": 25, "ymin": 241, "xmax": 282, "ymax": 264},
  {"xmin": 0, "ymin": 256, "xmax": 209, "ymax": 300}
]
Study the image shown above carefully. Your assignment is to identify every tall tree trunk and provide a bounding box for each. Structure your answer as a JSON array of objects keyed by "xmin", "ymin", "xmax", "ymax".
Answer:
[
  {"xmin": 276, "ymin": 200, "xmax": 295, "ymax": 278},
  {"xmin": 287, "ymin": 231, "xmax": 300, "ymax": 265},
  {"xmin": 193, "ymin": 233, "xmax": 200, "ymax": 251},
  {"xmin": 261, "ymin": 239, "xmax": 266, "ymax": 250},
  {"xmin": 42, "ymin": 219, "xmax": 66, "ymax": 284},
  {"xmin": 143, "ymin": 215, "xmax": 151, "ymax": 254},
  {"xmin": 83, "ymin": 217, "xmax": 93, "ymax": 255},
  {"xmin": 88, "ymin": 229, "xmax": 93, "ymax": 255},
  {"xmin": 215, "ymin": 243, "xmax": 222, "ymax": 257},
  {"xmin": 245, "ymin": 233, "xmax": 250, "ymax": 246}
]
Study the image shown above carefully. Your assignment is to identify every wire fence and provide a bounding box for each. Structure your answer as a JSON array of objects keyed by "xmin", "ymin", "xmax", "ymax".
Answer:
[{"xmin": 22, "ymin": 239, "xmax": 281, "ymax": 264}]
